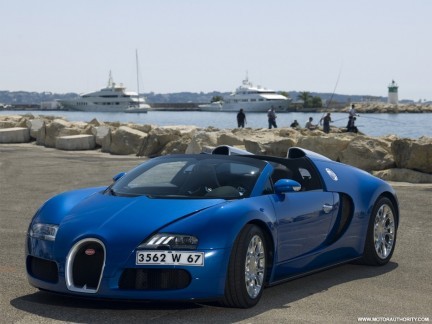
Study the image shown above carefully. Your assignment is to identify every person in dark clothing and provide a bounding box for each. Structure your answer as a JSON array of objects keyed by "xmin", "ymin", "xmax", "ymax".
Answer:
[
  {"xmin": 347, "ymin": 116, "xmax": 358, "ymax": 133},
  {"xmin": 290, "ymin": 119, "xmax": 299, "ymax": 128},
  {"xmin": 320, "ymin": 113, "xmax": 332, "ymax": 133},
  {"xmin": 267, "ymin": 107, "xmax": 277, "ymax": 129},
  {"xmin": 237, "ymin": 109, "xmax": 246, "ymax": 128}
]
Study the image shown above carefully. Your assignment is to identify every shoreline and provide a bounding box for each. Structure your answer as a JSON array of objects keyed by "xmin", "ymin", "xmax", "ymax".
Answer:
[{"xmin": 2, "ymin": 102, "xmax": 432, "ymax": 113}]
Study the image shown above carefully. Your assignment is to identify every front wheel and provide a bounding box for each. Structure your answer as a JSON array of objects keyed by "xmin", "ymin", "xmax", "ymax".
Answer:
[
  {"xmin": 361, "ymin": 197, "xmax": 397, "ymax": 265},
  {"xmin": 221, "ymin": 224, "xmax": 267, "ymax": 308}
]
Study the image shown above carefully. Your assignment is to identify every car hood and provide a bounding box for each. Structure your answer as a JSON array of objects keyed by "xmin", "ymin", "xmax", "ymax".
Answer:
[{"xmin": 54, "ymin": 192, "xmax": 226, "ymax": 254}]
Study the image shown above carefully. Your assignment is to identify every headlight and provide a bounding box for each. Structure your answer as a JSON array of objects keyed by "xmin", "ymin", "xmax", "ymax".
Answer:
[
  {"xmin": 29, "ymin": 223, "xmax": 59, "ymax": 241},
  {"xmin": 139, "ymin": 233, "xmax": 198, "ymax": 250}
]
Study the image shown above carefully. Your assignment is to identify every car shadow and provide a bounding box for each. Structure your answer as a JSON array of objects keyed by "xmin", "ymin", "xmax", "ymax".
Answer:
[{"xmin": 11, "ymin": 262, "xmax": 398, "ymax": 323}]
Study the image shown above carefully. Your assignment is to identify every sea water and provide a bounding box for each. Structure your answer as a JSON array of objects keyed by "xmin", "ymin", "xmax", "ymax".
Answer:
[{"xmin": 1, "ymin": 110, "xmax": 431, "ymax": 139}]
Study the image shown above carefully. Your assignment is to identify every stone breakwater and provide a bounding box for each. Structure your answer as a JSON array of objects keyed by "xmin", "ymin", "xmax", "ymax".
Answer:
[
  {"xmin": 1, "ymin": 114, "xmax": 431, "ymax": 183},
  {"xmin": 341, "ymin": 102, "xmax": 432, "ymax": 113}
]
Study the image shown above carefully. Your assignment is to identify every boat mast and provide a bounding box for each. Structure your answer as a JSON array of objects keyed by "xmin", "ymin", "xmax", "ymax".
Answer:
[{"xmin": 136, "ymin": 49, "xmax": 140, "ymax": 104}]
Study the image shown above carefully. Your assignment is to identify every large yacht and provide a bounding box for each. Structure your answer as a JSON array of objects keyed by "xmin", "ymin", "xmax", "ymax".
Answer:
[
  {"xmin": 57, "ymin": 72, "xmax": 150, "ymax": 113},
  {"xmin": 199, "ymin": 77, "xmax": 292, "ymax": 112}
]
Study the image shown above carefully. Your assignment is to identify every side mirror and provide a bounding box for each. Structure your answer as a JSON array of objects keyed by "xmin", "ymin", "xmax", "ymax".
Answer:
[
  {"xmin": 112, "ymin": 172, "xmax": 126, "ymax": 182},
  {"xmin": 274, "ymin": 179, "xmax": 301, "ymax": 194}
]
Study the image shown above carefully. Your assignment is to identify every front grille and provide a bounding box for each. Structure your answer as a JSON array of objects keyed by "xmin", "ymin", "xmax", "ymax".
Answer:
[
  {"xmin": 66, "ymin": 239, "xmax": 105, "ymax": 293},
  {"xmin": 27, "ymin": 256, "xmax": 58, "ymax": 283},
  {"xmin": 119, "ymin": 268, "xmax": 191, "ymax": 290}
]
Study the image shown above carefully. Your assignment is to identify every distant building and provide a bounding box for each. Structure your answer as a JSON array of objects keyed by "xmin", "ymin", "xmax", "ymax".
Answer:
[
  {"xmin": 362, "ymin": 96, "xmax": 383, "ymax": 102},
  {"xmin": 388, "ymin": 80, "xmax": 399, "ymax": 104},
  {"xmin": 40, "ymin": 101, "xmax": 60, "ymax": 110}
]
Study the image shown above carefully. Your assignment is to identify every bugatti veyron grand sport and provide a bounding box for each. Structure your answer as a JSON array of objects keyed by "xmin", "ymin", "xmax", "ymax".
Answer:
[{"xmin": 26, "ymin": 145, "xmax": 399, "ymax": 308}]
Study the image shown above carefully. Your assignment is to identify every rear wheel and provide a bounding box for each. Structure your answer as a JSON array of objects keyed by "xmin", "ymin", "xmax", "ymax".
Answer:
[
  {"xmin": 361, "ymin": 197, "xmax": 397, "ymax": 265},
  {"xmin": 221, "ymin": 224, "xmax": 267, "ymax": 308}
]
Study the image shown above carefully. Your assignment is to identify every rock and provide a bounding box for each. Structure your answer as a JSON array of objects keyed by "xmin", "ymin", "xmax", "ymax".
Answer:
[
  {"xmin": 44, "ymin": 119, "xmax": 71, "ymax": 148},
  {"xmin": 186, "ymin": 131, "xmax": 218, "ymax": 154},
  {"xmin": 137, "ymin": 127, "xmax": 183, "ymax": 157},
  {"xmin": 392, "ymin": 137, "xmax": 432, "ymax": 173},
  {"xmin": 109, "ymin": 126, "xmax": 148, "ymax": 155},
  {"xmin": 0, "ymin": 127, "xmax": 31, "ymax": 143},
  {"xmin": 128, "ymin": 124, "xmax": 154, "ymax": 133},
  {"xmin": 26, "ymin": 119, "xmax": 45, "ymax": 139},
  {"xmin": 338, "ymin": 136, "xmax": 395, "ymax": 171},
  {"xmin": 92, "ymin": 125, "xmax": 111, "ymax": 147},
  {"xmin": 217, "ymin": 131, "xmax": 245, "ymax": 146},
  {"xmin": 242, "ymin": 129, "xmax": 298, "ymax": 156},
  {"xmin": 56, "ymin": 135, "xmax": 96, "ymax": 151},
  {"xmin": 88, "ymin": 118, "xmax": 103, "ymax": 126},
  {"xmin": 296, "ymin": 134, "xmax": 352, "ymax": 161},
  {"xmin": 0, "ymin": 121, "xmax": 17, "ymax": 128},
  {"xmin": 373, "ymin": 168, "xmax": 432, "ymax": 183}
]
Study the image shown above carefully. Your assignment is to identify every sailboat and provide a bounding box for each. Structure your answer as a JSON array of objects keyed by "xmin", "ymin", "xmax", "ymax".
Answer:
[{"xmin": 125, "ymin": 50, "xmax": 151, "ymax": 113}]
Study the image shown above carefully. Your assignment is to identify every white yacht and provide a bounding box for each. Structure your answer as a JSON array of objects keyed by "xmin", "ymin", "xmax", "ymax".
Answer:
[
  {"xmin": 199, "ymin": 77, "xmax": 292, "ymax": 112},
  {"xmin": 57, "ymin": 72, "xmax": 150, "ymax": 113}
]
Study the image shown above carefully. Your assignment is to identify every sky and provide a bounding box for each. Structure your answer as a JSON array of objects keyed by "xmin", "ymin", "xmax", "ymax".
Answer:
[{"xmin": 0, "ymin": 0, "xmax": 430, "ymax": 101}]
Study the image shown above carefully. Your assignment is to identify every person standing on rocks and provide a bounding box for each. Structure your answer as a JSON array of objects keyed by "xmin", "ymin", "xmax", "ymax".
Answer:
[
  {"xmin": 267, "ymin": 106, "xmax": 277, "ymax": 129},
  {"xmin": 347, "ymin": 104, "xmax": 359, "ymax": 133},
  {"xmin": 237, "ymin": 109, "xmax": 246, "ymax": 128},
  {"xmin": 349, "ymin": 104, "xmax": 358, "ymax": 118},
  {"xmin": 320, "ymin": 113, "xmax": 332, "ymax": 133}
]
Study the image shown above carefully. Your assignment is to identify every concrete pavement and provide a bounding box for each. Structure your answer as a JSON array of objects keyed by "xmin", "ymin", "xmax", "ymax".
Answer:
[{"xmin": 1, "ymin": 143, "xmax": 431, "ymax": 323}]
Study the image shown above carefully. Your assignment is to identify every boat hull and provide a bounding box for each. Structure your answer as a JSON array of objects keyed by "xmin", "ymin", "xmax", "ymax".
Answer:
[
  {"xmin": 57, "ymin": 101, "xmax": 150, "ymax": 113},
  {"xmin": 200, "ymin": 100, "xmax": 292, "ymax": 112}
]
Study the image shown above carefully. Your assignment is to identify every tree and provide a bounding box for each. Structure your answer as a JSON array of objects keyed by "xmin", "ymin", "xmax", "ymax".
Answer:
[
  {"xmin": 280, "ymin": 91, "xmax": 290, "ymax": 99},
  {"xmin": 311, "ymin": 96, "xmax": 323, "ymax": 108},
  {"xmin": 297, "ymin": 91, "xmax": 312, "ymax": 108},
  {"xmin": 297, "ymin": 92, "xmax": 322, "ymax": 108},
  {"xmin": 211, "ymin": 95, "xmax": 223, "ymax": 103}
]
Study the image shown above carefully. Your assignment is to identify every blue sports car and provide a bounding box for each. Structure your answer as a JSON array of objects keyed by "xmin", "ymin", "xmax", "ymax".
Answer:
[{"xmin": 26, "ymin": 146, "xmax": 399, "ymax": 308}]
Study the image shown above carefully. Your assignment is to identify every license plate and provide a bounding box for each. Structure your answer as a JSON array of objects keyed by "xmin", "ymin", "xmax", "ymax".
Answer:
[{"xmin": 136, "ymin": 251, "xmax": 204, "ymax": 266}]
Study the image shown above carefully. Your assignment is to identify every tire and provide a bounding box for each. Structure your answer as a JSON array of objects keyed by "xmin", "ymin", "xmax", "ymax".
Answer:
[
  {"xmin": 361, "ymin": 197, "xmax": 397, "ymax": 266},
  {"xmin": 221, "ymin": 224, "xmax": 267, "ymax": 308}
]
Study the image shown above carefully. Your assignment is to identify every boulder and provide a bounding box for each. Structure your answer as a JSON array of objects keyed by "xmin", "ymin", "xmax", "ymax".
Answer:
[
  {"xmin": 0, "ymin": 127, "xmax": 30, "ymax": 143},
  {"xmin": 338, "ymin": 136, "xmax": 395, "ymax": 171},
  {"xmin": 137, "ymin": 127, "xmax": 183, "ymax": 157},
  {"xmin": 186, "ymin": 131, "xmax": 218, "ymax": 154},
  {"xmin": 217, "ymin": 131, "xmax": 245, "ymax": 146},
  {"xmin": 44, "ymin": 119, "xmax": 71, "ymax": 148},
  {"xmin": 26, "ymin": 119, "xmax": 45, "ymax": 139},
  {"xmin": 242, "ymin": 129, "xmax": 297, "ymax": 156},
  {"xmin": 56, "ymin": 135, "xmax": 96, "ymax": 151},
  {"xmin": 296, "ymin": 134, "xmax": 352, "ymax": 161},
  {"xmin": 392, "ymin": 137, "xmax": 432, "ymax": 173},
  {"xmin": 109, "ymin": 126, "xmax": 148, "ymax": 155},
  {"xmin": 0, "ymin": 121, "xmax": 17, "ymax": 128},
  {"xmin": 373, "ymin": 168, "xmax": 432, "ymax": 183},
  {"xmin": 92, "ymin": 125, "xmax": 111, "ymax": 147}
]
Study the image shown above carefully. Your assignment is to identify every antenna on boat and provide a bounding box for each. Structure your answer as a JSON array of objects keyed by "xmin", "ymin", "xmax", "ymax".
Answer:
[{"xmin": 108, "ymin": 71, "xmax": 114, "ymax": 88}]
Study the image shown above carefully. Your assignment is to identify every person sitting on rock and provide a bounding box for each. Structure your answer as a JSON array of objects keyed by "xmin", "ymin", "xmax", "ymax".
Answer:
[
  {"xmin": 305, "ymin": 117, "xmax": 317, "ymax": 130},
  {"xmin": 347, "ymin": 116, "xmax": 358, "ymax": 133}
]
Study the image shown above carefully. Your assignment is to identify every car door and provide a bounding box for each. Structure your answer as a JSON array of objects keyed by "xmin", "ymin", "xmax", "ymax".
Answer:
[{"xmin": 272, "ymin": 190, "xmax": 336, "ymax": 262}]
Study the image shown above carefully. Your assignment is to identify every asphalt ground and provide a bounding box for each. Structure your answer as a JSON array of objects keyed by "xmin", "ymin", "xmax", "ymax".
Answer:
[{"xmin": 1, "ymin": 143, "xmax": 431, "ymax": 323}]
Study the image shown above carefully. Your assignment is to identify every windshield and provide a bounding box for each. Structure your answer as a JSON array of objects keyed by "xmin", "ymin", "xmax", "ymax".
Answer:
[{"xmin": 109, "ymin": 155, "xmax": 266, "ymax": 199}]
